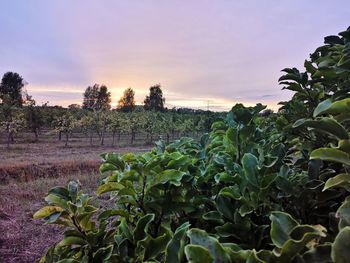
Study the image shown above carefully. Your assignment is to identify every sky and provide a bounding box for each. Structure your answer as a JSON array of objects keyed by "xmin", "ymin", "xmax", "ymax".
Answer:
[{"xmin": 0, "ymin": 1, "xmax": 349, "ymax": 111}]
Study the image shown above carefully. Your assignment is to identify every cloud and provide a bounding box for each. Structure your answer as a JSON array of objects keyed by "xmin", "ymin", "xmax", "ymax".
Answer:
[{"xmin": 0, "ymin": 0, "xmax": 349, "ymax": 110}]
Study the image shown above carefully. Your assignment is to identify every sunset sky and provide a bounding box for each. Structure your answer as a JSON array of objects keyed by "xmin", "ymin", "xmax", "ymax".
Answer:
[{"xmin": 0, "ymin": 1, "xmax": 349, "ymax": 111}]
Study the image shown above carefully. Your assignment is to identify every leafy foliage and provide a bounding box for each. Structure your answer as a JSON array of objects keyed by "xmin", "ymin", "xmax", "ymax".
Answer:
[
  {"xmin": 144, "ymin": 84, "xmax": 165, "ymax": 111},
  {"xmin": 0, "ymin": 71, "xmax": 25, "ymax": 106},
  {"xmin": 118, "ymin": 88, "xmax": 136, "ymax": 113},
  {"xmin": 34, "ymin": 27, "xmax": 350, "ymax": 262},
  {"xmin": 82, "ymin": 84, "xmax": 111, "ymax": 111}
]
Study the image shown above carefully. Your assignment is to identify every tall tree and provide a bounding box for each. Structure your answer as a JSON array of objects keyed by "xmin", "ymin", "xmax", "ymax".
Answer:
[
  {"xmin": 82, "ymin": 84, "xmax": 111, "ymax": 111},
  {"xmin": 0, "ymin": 72, "xmax": 25, "ymax": 106},
  {"xmin": 96, "ymin": 85, "xmax": 111, "ymax": 110},
  {"xmin": 24, "ymin": 95, "xmax": 44, "ymax": 141},
  {"xmin": 117, "ymin": 88, "xmax": 136, "ymax": 112},
  {"xmin": 144, "ymin": 84, "xmax": 165, "ymax": 111}
]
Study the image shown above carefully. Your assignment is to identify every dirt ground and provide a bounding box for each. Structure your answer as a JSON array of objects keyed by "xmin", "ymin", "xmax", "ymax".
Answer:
[
  {"xmin": 0, "ymin": 134, "xmax": 152, "ymax": 263},
  {"xmin": 0, "ymin": 173, "xmax": 99, "ymax": 263},
  {"xmin": 0, "ymin": 133, "xmax": 151, "ymax": 183}
]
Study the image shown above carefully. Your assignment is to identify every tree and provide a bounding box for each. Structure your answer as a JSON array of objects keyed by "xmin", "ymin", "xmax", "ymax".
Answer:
[
  {"xmin": 68, "ymin": 104, "xmax": 81, "ymax": 109},
  {"xmin": 97, "ymin": 85, "xmax": 111, "ymax": 111},
  {"xmin": 117, "ymin": 88, "xmax": 136, "ymax": 112},
  {"xmin": 0, "ymin": 105, "xmax": 25, "ymax": 148},
  {"xmin": 107, "ymin": 111, "xmax": 124, "ymax": 146},
  {"xmin": 82, "ymin": 84, "xmax": 111, "ymax": 111},
  {"xmin": 82, "ymin": 85, "xmax": 99, "ymax": 110},
  {"xmin": 0, "ymin": 72, "xmax": 25, "ymax": 106},
  {"xmin": 144, "ymin": 84, "xmax": 165, "ymax": 111},
  {"xmin": 52, "ymin": 114, "xmax": 77, "ymax": 147},
  {"xmin": 24, "ymin": 95, "xmax": 43, "ymax": 141}
]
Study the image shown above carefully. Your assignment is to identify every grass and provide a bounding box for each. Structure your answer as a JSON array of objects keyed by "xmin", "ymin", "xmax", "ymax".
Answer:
[
  {"xmin": 0, "ymin": 171, "xmax": 100, "ymax": 263},
  {"xmin": 0, "ymin": 132, "xmax": 152, "ymax": 262},
  {"xmin": 0, "ymin": 132, "xmax": 151, "ymax": 183}
]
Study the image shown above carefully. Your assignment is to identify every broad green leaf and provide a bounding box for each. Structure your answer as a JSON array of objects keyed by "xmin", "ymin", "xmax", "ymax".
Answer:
[
  {"xmin": 337, "ymin": 198, "xmax": 350, "ymax": 228},
  {"xmin": 98, "ymin": 209, "xmax": 129, "ymax": 221},
  {"xmin": 310, "ymin": 148, "xmax": 350, "ymax": 166},
  {"xmin": 313, "ymin": 99, "xmax": 332, "ymax": 117},
  {"xmin": 45, "ymin": 194, "xmax": 69, "ymax": 209},
  {"xmin": 93, "ymin": 245, "xmax": 114, "ymax": 262},
  {"xmin": 119, "ymin": 218, "xmax": 133, "ymax": 242},
  {"xmin": 242, "ymin": 153, "xmax": 259, "ymax": 187},
  {"xmin": 165, "ymin": 222, "xmax": 191, "ymax": 263},
  {"xmin": 187, "ymin": 228, "xmax": 231, "ymax": 263},
  {"xmin": 247, "ymin": 250, "xmax": 265, "ymax": 263},
  {"xmin": 99, "ymin": 163, "xmax": 117, "ymax": 174},
  {"xmin": 48, "ymin": 187, "xmax": 70, "ymax": 200},
  {"xmin": 293, "ymin": 117, "xmax": 349, "ymax": 139},
  {"xmin": 143, "ymin": 231, "xmax": 172, "ymax": 260},
  {"xmin": 219, "ymin": 186, "xmax": 241, "ymax": 200},
  {"xmin": 215, "ymin": 195, "xmax": 235, "ymax": 221},
  {"xmin": 270, "ymin": 211, "xmax": 298, "ymax": 248},
  {"xmin": 33, "ymin": 206, "xmax": 64, "ymax": 219},
  {"xmin": 150, "ymin": 169, "xmax": 186, "ymax": 188},
  {"xmin": 338, "ymin": 139, "xmax": 350, "ymax": 153},
  {"xmin": 68, "ymin": 181, "xmax": 79, "ymax": 201},
  {"xmin": 58, "ymin": 236, "xmax": 86, "ymax": 247},
  {"xmin": 276, "ymin": 225, "xmax": 326, "ymax": 261},
  {"xmin": 133, "ymin": 214, "xmax": 155, "ymax": 242},
  {"xmin": 45, "ymin": 211, "xmax": 63, "ymax": 224},
  {"xmin": 323, "ymin": 173, "xmax": 350, "ymax": 191},
  {"xmin": 239, "ymin": 204, "xmax": 254, "ymax": 217},
  {"xmin": 331, "ymin": 227, "xmax": 350, "ymax": 263},
  {"xmin": 202, "ymin": 211, "xmax": 225, "ymax": 224},
  {"xmin": 100, "ymin": 153, "xmax": 125, "ymax": 169},
  {"xmin": 314, "ymin": 98, "xmax": 350, "ymax": 117},
  {"xmin": 97, "ymin": 182, "xmax": 124, "ymax": 195},
  {"xmin": 185, "ymin": 245, "xmax": 213, "ymax": 263}
]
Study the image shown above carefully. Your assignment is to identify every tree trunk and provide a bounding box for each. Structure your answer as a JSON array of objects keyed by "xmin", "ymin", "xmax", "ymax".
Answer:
[
  {"xmin": 131, "ymin": 131, "xmax": 135, "ymax": 145},
  {"xmin": 65, "ymin": 132, "xmax": 69, "ymax": 147},
  {"xmin": 112, "ymin": 131, "xmax": 116, "ymax": 146},
  {"xmin": 97, "ymin": 130, "xmax": 102, "ymax": 141},
  {"xmin": 89, "ymin": 130, "xmax": 93, "ymax": 146},
  {"xmin": 58, "ymin": 131, "xmax": 62, "ymax": 141},
  {"xmin": 7, "ymin": 132, "xmax": 11, "ymax": 149},
  {"xmin": 34, "ymin": 128, "xmax": 39, "ymax": 142},
  {"xmin": 101, "ymin": 131, "xmax": 105, "ymax": 146}
]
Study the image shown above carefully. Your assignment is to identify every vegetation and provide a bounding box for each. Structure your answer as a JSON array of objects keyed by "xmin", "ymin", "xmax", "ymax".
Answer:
[
  {"xmin": 118, "ymin": 88, "xmax": 136, "ymax": 113},
  {"xmin": 0, "ymin": 71, "xmax": 25, "ymax": 106},
  {"xmin": 0, "ymin": 85, "xmax": 220, "ymax": 147},
  {"xmin": 144, "ymin": 84, "xmax": 165, "ymax": 111},
  {"xmin": 82, "ymin": 84, "xmax": 112, "ymax": 111},
  {"xmin": 32, "ymin": 26, "xmax": 350, "ymax": 262}
]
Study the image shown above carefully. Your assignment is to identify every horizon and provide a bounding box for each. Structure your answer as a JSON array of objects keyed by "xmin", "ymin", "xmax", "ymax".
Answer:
[{"xmin": 1, "ymin": 1, "xmax": 349, "ymax": 111}]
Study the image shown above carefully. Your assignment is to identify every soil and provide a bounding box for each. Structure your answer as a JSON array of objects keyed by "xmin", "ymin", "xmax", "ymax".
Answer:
[{"xmin": 0, "ymin": 135, "xmax": 151, "ymax": 263}]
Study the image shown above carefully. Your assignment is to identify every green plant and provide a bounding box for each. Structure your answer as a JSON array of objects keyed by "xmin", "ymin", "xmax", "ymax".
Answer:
[{"xmin": 34, "ymin": 26, "xmax": 350, "ymax": 263}]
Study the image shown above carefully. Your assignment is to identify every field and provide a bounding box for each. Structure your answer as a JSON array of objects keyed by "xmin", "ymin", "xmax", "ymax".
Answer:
[
  {"xmin": 0, "ymin": 131, "xmax": 151, "ymax": 263},
  {"xmin": 0, "ymin": 131, "xmax": 152, "ymax": 183},
  {"xmin": 1, "ymin": 26, "xmax": 350, "ymax": 263}
]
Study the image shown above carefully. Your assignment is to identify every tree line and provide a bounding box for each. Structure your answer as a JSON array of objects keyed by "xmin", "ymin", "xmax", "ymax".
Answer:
[
  {"xmin": 81, "ymin": 83, "xmax": 165, "ymax": 112},
  {"xmin": 0, "ymin": 72, "xmax": 222, "ymax": 147}
]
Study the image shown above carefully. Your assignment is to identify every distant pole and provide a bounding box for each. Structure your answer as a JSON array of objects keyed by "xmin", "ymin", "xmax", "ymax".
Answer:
[{"xmin": 205, "ymin": 100, "xmax": 213, "ymax": 112}]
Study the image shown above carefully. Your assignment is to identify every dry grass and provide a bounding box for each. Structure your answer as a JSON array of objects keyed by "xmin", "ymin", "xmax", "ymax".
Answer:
[
  {"xmin": 0, "ymin": 134, "xmax": 151, "ymax": 262},
  {"xmin": 0, "ymin": 172, "xmax": 100, "ymax": 263},
  {"xmin": 0, "ymin": 136, "xmax": 150, "ymax": 183}
]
